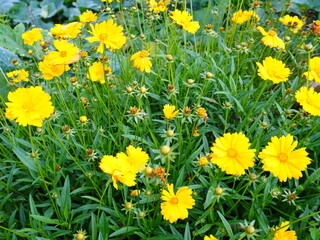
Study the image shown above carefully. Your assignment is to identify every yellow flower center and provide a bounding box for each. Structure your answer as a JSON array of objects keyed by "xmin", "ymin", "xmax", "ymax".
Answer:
[
  {"xmin": 268, "ymin": 30, "xmax": 277, "ymax": 36},
  {"xmin": 227, "ymin": 148, "xmax": 237, "ymax": 158},
  {"xmin": 60, "ymin": 51, "xmax": 67, "ymax": 57},
  {"xmin": 278, "ymin": 153, "xmax": 288, "ymax": 162},
  {"xmin": 170, "ymin": 197, "xmax": 179, "ymax": 205},
  {"xmin": 100, "ymin": 33, "xmax": 109, "ymax": 41}
]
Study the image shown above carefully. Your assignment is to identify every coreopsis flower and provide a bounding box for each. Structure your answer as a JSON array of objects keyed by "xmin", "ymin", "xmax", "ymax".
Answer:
[
  {"xmin": 258, "ymin": 134, "xmax": 311, "ymax": 182},
  {"xmin": 115, "ymin": 145, "xmax": 150, "ymax": 173},
  {"xmin": 38, "ymin": 56, "xmax": 70, "ymax": 80},
  {"xmin": 86, "ymin": 19, "xmax": 126, "ymax": 53},
  {"xmin": 204, "ymin": 235, "xmax": 218, "ymax": 240},
  {"xmin": 210, "ymin": 132, "xmax": 256, "ymax": 175},
  {"xmin": 21, "ymin": 28, "xmax": 43, "ymax": 45},
  {"xmin": 130, "ymin": 50, "xmax": 152, "ymax": 73},
  {"xmin": 198, "ymin": 156, "xmax": 209, "ymax": 166},
  {"xmin": 79, "ymin": 10, "xmax": 98, "ymax": 22},
  {"xmin": 256, "ymin": 56, "xmax": 291, "ymax": 84},
  {"xmin": 6, "ymin": 69, "xmax": 29, "ymax": 82},
  {"xmin": 256, "ymin": 26, "xmax": 285, "ymax": 49},
  {"xmin": 310, "ymin": 20, "xmax": 320, "ymax": 35},
  {"xmin": 279, "ymin": 15, "xmax": 303, "ymax": 33},
  {"xmin": 295, "ymin": 86, "xmax": 320, "ymax": 116},
  {"xmin": 148, "ymin": 0, "xmax": 170, "ymax": 12},
  {"xmin": 170, "ymin": 9, "xmax": 200, "ymax": 34},
  {"xmin": 45, "ymin": 40, "xmax": 80, "ymax": 65},
  {"xmin": 50, "ymin": 22, "xmax": 83, "ymax": 39},
  {"xmin": 101, "ymin": 0, "xmax": 120, "ymax": 2},
  {"xmin": 88, "ymin": 62, "xmax": 112, "ymax": 84},
  {"xmin": 5, "ymin": 86, "xmax": 54, "ymax": 127},
  {"xmin": 160, "ymin": 184, "xmax": 195, "ymax": 223},
  {"xmin": 99, "ymin": 155, "xmax": 136, "ymax": 190},
  {"xmin": 302, "ymin": 57, "xmax": 320, "ymax": 83},
  {"xmin": 231, "ymin": 9, "xmax": 260, "ymax": 24},
  {"xmin": 163, "ymin": 104, "xmax": 179, "ymax": 119},
  {"xmin": 273, "ymin": 221, "xmax": 297, "ymax": 240}
]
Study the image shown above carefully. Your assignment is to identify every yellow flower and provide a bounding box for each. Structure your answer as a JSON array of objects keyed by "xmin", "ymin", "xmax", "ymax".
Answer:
[
  {"xmin": 88, "ymin": 62, "xmax": 112, "ymax": 84},
  {"xmin": 38, "ymin": 56, "xmax": 70, "ymax": 80},
  {"xmin": 79, "ymin": 10, "xmax": 98, "ymax": 22},
  {"xmin": 256, "ymin": 26, "xmax": 285, "ymax": 49},
  {"xmin": 160, "ymin": 184, "xmax": 195, "ymax": 223},
  {"xmin": 197, "ymin": 107, "xmax": 208, "ymax": 118},
  {"xmin": 231, "ymin": 9, "xmax": 260, "ymax": 24},
  {"xmin": 273, "ymin": 221, "xmax": 297, "ymax": 240},
  {"xmin": 302, "ymin": 57, "xmax": 320, "ymax": 83},
  {"xmin": 115, "ymin": 145, "xmax": 150, "ymax": 173},
  {"xmin": 148, "ymin": 0, "xmax": 170, "ymax": 12},
  {"xmin": 258, "ymin": 134, "xmax": 311, "ymax": 182},
  {"xmin": 5, "ymin": 86, "xmax": 54, "ymax": 127},
  {"xmin": 279, "ymin": 15, "xmax": 303, "ymax": 33},
  {"xmin": 210, "ymin": 133, "xmax": 256, "ymax": 175},
  {"xmin": 163, "ymin": 104, "xmax": 179, "ymax": 119},
  {"xmin": 21, "ymin": 28, "xmax": 43, "ymax": 45},
  {"xmin": 50, "ymin": 22, "xmax": 83, "ymax": 39},
  {"xmin": 101, "ymin": 0, "xmax": 120, "ymax": 2},
  {"xmin": 170, "ymin": 9, "xmax": 200, "ymax": 34},
  {"xmin": 6, "ymin": 69, "xmax": 29, "ymax": 82},
  {"xmin": 46, "ymin": 40, "xmax": 80, "ymax": 65},
  {"xmin": 86, "ymin": 19, "xmax": 126, "ymax": 53},
  {"xmin": 130, "ymin": 50, "xmax": 152, "ymax": 73},
  {"xmin": 256, "ymin": 56, "xmax": 291, "ymax": 84},
  {"xmin": 99, "ymin": 155, "xmax": 136, "ymax": 190},
  {"xmin": 204, "ymin": 235, "xmax": 218, "ymax": 240},
  {"xmin": 295, "ymin": 86, "xmax": 320, "ymax": 116},
  {"xmin": 198, "ymin": 157, "xmax": 209, "ymax": 166}
]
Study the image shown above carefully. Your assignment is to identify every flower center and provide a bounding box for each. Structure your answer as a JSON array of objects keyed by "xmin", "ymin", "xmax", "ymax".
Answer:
[
  {"xmin": 268, "ymin": 30, "xmax": 276, "ymax": 36},
  {"xmin": 278, "ymin": 153, "xmax": 288, "ymax": 162},
  {"xmin": 60, "ymin": 51, "xmax": 67, "ymax": 57},
  {"xmin": 139, "ymin": 50, "xmax": 149, "ymax": 58},
  {"xmin": 170, "ymin": 197, "xmax": 179, "ymax": 205},
  {"xmin": 227, "ymin": 148, "xmax": 237, "ymax": 158},
  {"xmin": 100, "ymin": 33, "xmax": 108, "ymax": 41}
]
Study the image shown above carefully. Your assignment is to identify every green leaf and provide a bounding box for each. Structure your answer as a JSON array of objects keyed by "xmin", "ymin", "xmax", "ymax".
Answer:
[
  {"xmin": 109, "ymin": 226, "xmax": 140, "ymax": 238},
  {"xmin": 12, "ymin": 147, "xmax": 38, "ymax": 173},
  {"xmin": 217, "ymin": 211, "xmax": 234, "ymax": 240},
  {"xmin": 30, "ymin": 215, "xmax": 61, "ymax": 225}
]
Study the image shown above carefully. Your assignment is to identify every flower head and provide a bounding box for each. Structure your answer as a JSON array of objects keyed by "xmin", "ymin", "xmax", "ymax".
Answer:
[
  {"xmin": 115, "ymin": 145, "xmax": 149, "ymax": 173},
  {"xmin": 210, "ymin": 132, "xmax": 256, "ymax": 175},
  {"xmin": 258, "ymin": 134, "xmax": 311, "ymax": 182},
  {"xmin": 256, "ymin": 26, "xmax": 285, "ymax": 49},
  {"xmin": 295, "ymin": 86, "xmax": 320, "ymax": 116},
  {"xmin": 170, "ymin": 9, "xmax": 200, "ymax": 34},
  {"xmin": 160, "ymin": 184, "xmax": 195, "ymax": 223},
  {"xmin": 148, "ymin": 0, "xmax": 170, "ymax": 12},
  {"xmin": 231, "ymin": 9, "xmax": 260, "ymax": 24},
  {"xmin": 256, "ymin": 57, "xmax": 291, "ymax": 84},
  {"xmin": 5, "ymin": 86, "xmax": 54, "ymax": 127},
  {"xmin": 273, "ymin": 221, "xmax": 297, "ymax": 240},
  {"xmin": 130, "ymin": 50, "xmax": 152, "ymax": 73},
  {"xmin": 302, "ymin": 57, "xmax": 320, "ymax": 83},
  {"xmin": 163, "ymin": 104, "xmax": 179, "ymax": 119},
  {"xmin": 99, "ymin": 155, "xmax": 136, "ymax": 190},
  {"xmin": 79, "ymin": 10, "xmax": 98, "ymax": 22},
  {"xmin": 89, "ymin": 62, "xmax": 112, "ymax": 84},
  {"xmin": 21, "ymin": 28, "xmax": 43, "ymax": 45},
  {"xmin": 46, "ymin": 40, "xmax": 80, "ymax": 65},
  {"xmin": 310, "ymin": 20, "xmax": 320, "ymax": 35},
  {"xmin": 50, "ymin": 22, "xmax": 83, "ymax": 39},
  {"xmin": 279, "ymin": 15, "xmax": 303, "ymax": 33},
  {"xmin": 6, "ymin": 69, "xmax": 29, "ymax": 82},
  {"xmin": 38, "ymin": 56, "xmax": 70, "ymax": 80},
  {"xmin": 204, "ymin": 235, "xmax": 218, "ymax": 240},
  {"xmin": 86, "ymin": 19, "xmax": 126, "ymax": 53}
]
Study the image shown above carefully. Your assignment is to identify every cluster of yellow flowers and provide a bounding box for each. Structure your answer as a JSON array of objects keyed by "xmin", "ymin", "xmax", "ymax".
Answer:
[{"xmin": 210, "ymin": 133, "xmax": 311, "ymax": 182}]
